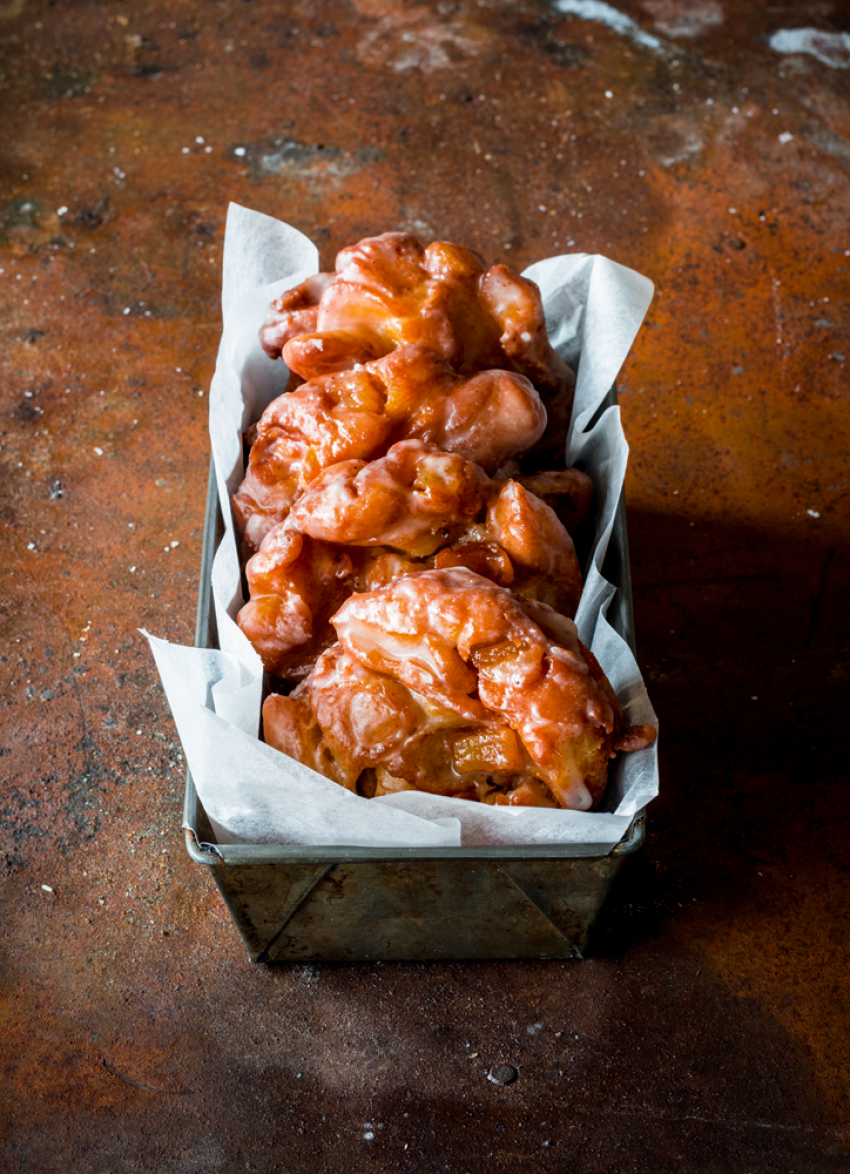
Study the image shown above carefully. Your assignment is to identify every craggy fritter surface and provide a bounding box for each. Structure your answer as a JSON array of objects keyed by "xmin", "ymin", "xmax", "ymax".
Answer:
[
  {"xmin": 237, "ymin": 440, "xmax": 587, "ymax": 678},
  {"xmin": 264, "ymin": 569, "xmax": 655, "ymax": 809},
  {"xmin": 233, "ymin": 343, "xmax": 548, "ymax": 549},
  {"xmin": 260, "ymin": 231, "xmax": 573, "ymax": 400}
]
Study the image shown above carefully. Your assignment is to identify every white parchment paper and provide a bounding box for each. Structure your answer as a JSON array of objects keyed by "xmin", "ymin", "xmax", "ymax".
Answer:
[{"xmin": 147, "ymin": 203, "xmax": 659, "ymax": 850}]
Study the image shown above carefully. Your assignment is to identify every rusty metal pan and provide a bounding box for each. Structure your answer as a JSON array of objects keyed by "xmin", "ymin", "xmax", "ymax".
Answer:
[{"xmin": 182, "ymin": 387, "xmax": 647, "ymax": 962}]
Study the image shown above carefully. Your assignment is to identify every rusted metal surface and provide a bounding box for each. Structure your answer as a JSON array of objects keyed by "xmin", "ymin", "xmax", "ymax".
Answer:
[{"xmin": 1, "ymin": 0, "xmax": 848, "ymax": 1169}]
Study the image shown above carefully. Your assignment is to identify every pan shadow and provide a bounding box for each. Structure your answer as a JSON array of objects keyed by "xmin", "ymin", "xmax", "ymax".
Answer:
[{"xmin": 593, "ymin": 505, "xmax": 850, "ymax": 955}]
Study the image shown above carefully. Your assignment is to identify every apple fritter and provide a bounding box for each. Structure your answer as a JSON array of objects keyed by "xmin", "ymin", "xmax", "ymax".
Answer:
[
  {"xmin": 232, "ymin": 344, "xmax": 546, "ymax": 550},
  {"xmin": 238, "ymin": 443, "xmax": 585, "ymax": 675},
  {"xmin": 260, "ymin": 232, "xmax": 573, "ymax": 404},
  {"xmin": 263, "ymin": 570, "xmax": 655, "ymax": 809}
]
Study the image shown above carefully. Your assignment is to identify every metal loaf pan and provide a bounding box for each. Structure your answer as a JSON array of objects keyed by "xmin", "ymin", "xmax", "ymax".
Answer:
[{"xmin": 183, "ymin": 389, "xmax": 645, "ymax": 963}]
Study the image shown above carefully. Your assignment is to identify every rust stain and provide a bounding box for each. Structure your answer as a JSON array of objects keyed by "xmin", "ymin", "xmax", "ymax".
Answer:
[{"xmin": 1, "ymin": 0, "xmax": 849, "ymax": 1167}]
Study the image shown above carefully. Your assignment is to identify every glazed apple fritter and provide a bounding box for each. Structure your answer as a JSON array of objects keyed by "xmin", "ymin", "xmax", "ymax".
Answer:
[
  {"xmin": 263, "ymin": 570, "xmax": 655, "ymax": 810},
  {"xmin": 260, "ymin": 231, "xmax": 573, "ymax": 399},
  {"xmin": 233, "ymin": 344, "xmax": 548, "ymax": 550},
  {"xmin": 238, "ymin": 441, "xmax": 585, "ymax": 676}
]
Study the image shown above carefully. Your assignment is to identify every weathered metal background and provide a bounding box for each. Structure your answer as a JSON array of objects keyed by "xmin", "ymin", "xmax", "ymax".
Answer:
[{"xmin": 1, "ymin": 0, "xmax": 848, "ymax": 1170}]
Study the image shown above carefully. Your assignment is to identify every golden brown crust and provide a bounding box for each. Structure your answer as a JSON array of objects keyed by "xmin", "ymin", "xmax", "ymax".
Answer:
[
  {"xmin": 236, "ymin": 438, "xmax": 587, "ymax": 680},
  {"xmin": 288, "ymin": 440, "xmax": 490, "ymax": 557},
  {"xmin": 261, "ymin": 569, "xmax": 623, "ymax": 810},
  {"xmin": 237, "ymin": 530, "xmax": 351, "ymax": 679},
  {"xmin": 259, "ymin": 272, "xmax": 337, "ymax": 360},
  {"xmin": 275, "ymin": 233, "xmax": 573, "ymax": 404},
  {"xmin": 232, "ymin": 345, "xmax": 547, "ymax": 550},
  {"xmin": 514, "ymin": 467, "xmax": 594, "ymax": 532}
]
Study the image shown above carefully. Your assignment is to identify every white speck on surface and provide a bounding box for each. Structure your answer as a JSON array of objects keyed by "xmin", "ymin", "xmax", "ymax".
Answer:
[
  {"xmin": 769, "ymin": 28, "xmax": 850, "ymax": 69},
  {"xmin": 807, "ymin": 509, "xmax": 820, "ymax": 518},
  {"xmin": 234, "ymin": 146, "xmax": 246, "ymax": 157},
  {"xmin": 136, "ymin": 730, "xmax": 142, "ymax": 735},
  {"xmin": 170, "ymin": 540, "xmax": 179, "ymax": 548},
  {"xmin": 182, "ymin": 146, "xmax": 190, "ymax": 154},
  {"xmin": 552, "ymin": 0, "xmax": 665, "ymax": 52},
  {"xmin": 605, "ymin": 89, "xmax": 613, "ymax": 98},
  {"xmin": 732, "ymin": 106, "xmax": 739, "ymax": 113},
  {"xmin": 123, "ymin": 307, "xmax": 131, "ymax": 315},
  {"xmin": 728, "ymin": 207, "xmax": 737, "ymax": 214},
  {"xmin": 163, "ymin": 546, "xmax": 171, "ymax": 552},
  {"xmin": 94, "ymin": 447, "xmax": 103, "ymax": 456},
  {"xmin": 42, "ymin": 884, "xmax": 53, "ymax": 892},
  {"xmin": 751, "ymin": 696, "xmax": 758, "ymax": 701},
  {"xmin": 778, "ymin": 132, "xmax": 794, "ymax": 144},
  {"xmin": 130, "ymin": 566, "xmax": 136, "ymax": 572},
  {"xmin": 176, "ymin": 366, "xmax": 182, "ymax": 372},
  {"xmin": 195, "ymin": 135, "xmax": 205, "ymax": 144},
  {"xmin": 27, "ymin": 542, "xmax": 35, "ymax": 550},
  {"xmin": 204, "ymin": 145, "xmax": 213, "ymax": 153},
  {"xmin": 538, "ymin": 204, "xmax": 547, "ymax": 212},
  {"xmin": 57, "ymin": 205, "xmax": 68, "ymax": 215}
]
